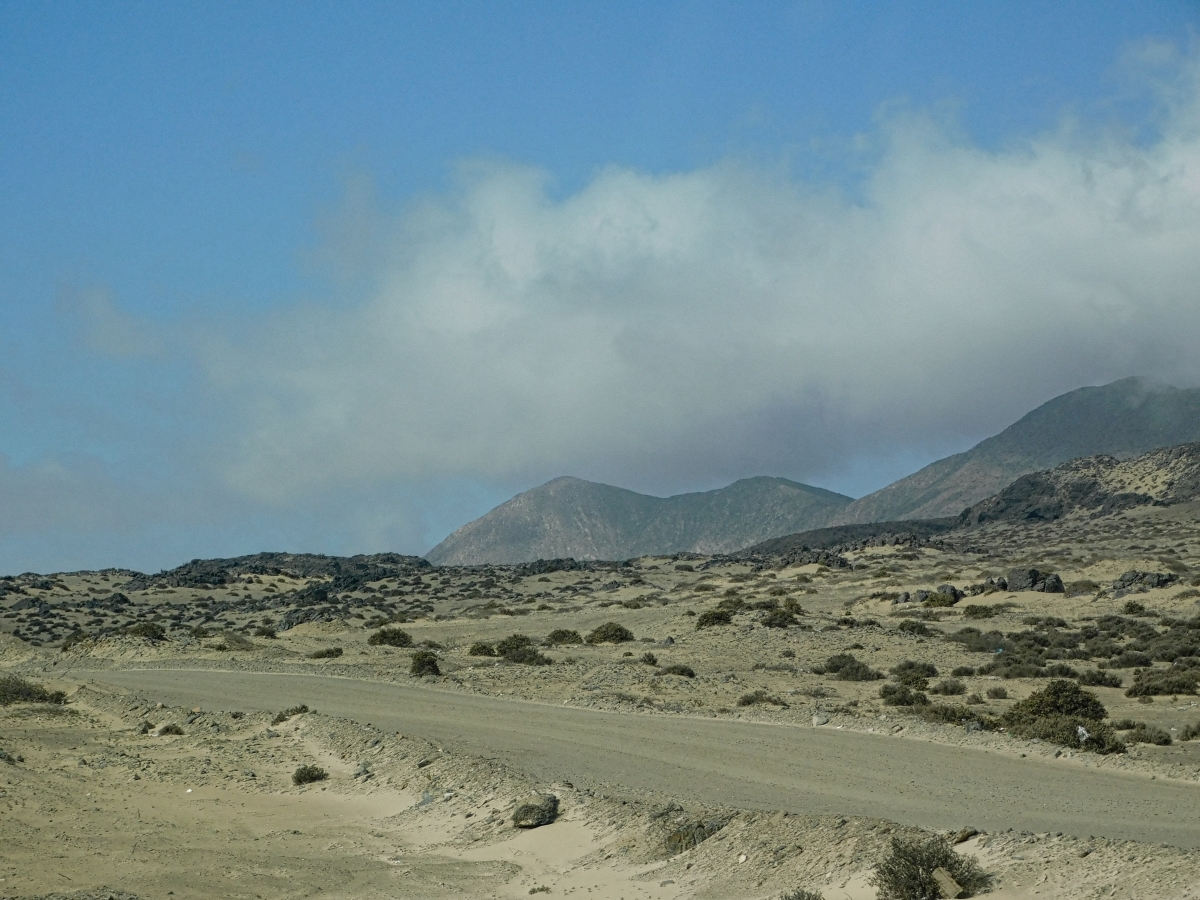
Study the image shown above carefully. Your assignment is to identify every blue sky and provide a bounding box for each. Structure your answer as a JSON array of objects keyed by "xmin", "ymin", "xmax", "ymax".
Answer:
[{"xmin": 2, "ymin": 1, "xmax": 1200, "ymax": 573}]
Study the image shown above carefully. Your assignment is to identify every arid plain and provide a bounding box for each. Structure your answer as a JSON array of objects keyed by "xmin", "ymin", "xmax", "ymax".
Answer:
[{"xmin": 5, "ymin": 493, "xmax": 1200, "ymax": 899}]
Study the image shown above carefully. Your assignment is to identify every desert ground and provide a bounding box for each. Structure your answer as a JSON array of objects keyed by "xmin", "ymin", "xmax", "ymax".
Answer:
[{"xmin": 5, "ymin": 500, "xmax": 1200, "ymax": 898}]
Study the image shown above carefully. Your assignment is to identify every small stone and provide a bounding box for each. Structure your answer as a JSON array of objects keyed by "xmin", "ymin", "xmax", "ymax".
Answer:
[{"xmin": 812, "ymin": 713, "xmax": 829, "ymax": 726}]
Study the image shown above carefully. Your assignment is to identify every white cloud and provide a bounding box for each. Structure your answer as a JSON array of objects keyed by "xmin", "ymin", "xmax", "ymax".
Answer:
[{"xmin": 199, "ymin": 49, "xmax": 1200, "ymax": 507}]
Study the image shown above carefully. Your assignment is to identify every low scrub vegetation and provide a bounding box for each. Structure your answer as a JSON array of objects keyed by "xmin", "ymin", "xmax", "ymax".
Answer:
[
  {"xmin": 1077, "ymin": 668, "xmax": 1122, "ymax": 687},
  {"xmin": 880, "ymin": 683, "xmax": 927, "ymax": 706},
  {"xmin": 586, "ymin": 622, "xmax": 634, "ymax": 644},
  {"xmin": 292, "ymin": 764, "xmax": 327, "ymax": 785},
  {"xmin": 544, "ymin": 628, "xmax": 582, "ymax": 645},
  {"xmin": 869, "ymin": 834, "xmax": 988, "ymax": 900},
  {"xmin": 736, "ymin": 689, "xmax": 788, "ymax": 708},
  {"xmin": 1001, "ymin": 680, "xmax": 1124, "ymax": 753},
  {"xmin": 695, "ymin": 609, "xmax": 732, "ymax": 629},
  {"xmin": 0, "ymin": 675, "xmax": 66, "ymax": 706},
  {"xmin": 819, "ymin": 653, "xmax": 883, "ymax": 681},
  {"xmin": 367, "ymin": 627, "xmax": 413, "ymax": 648},
  {"xmin": 410, "ymin": 650, "xmax": 441, "ymax": 676},
  {"xmin": 124, "ymin": 622, "xmax": 166, "ymax": 641},
  {"xmin": 1125, "ymin": 668, "xmax": 1199, "ymax": 697},
  {"xmin": 272, "ymin": 704, "xmax": 309, "ymax": 725},
  {"xmin": 891, "ymin": 660, "xmax": 937, "ymax": 689},
  {"xmin": 929, "ymin": 678, "xmax": 966, "ymax": 696},
  {"xmin": 658, "ymin": 663, "xmax": 696, "ymax": 678},
  {"xmin": 307, "ymin": 647, "xmax": 343, "ymax": 659}
]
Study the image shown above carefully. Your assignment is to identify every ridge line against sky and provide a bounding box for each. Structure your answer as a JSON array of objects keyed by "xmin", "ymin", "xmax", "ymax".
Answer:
[{"xmin": 1, "ymin": 3, "xmax": 1199, "ymax": 573}]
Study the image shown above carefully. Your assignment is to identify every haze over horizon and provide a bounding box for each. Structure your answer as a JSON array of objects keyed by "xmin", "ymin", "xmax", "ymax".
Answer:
[{"xmin": 3, "ymin": 2, "xmax": 1200, "ymax": 573}]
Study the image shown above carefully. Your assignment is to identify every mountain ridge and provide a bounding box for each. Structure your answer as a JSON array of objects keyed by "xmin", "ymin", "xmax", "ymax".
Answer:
[
  {"xmin": 425, "ymin": 476, "xmax": 852, "ymax": 565},
  {"xmin": 829, "ymin": 377, "xmax": 1200, "ymax": 524}
]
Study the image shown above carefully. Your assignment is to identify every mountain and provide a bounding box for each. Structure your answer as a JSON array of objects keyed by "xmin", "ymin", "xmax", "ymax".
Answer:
[
  {"xmin": 959, "ymin": 441, "xmax": 1200, "ymax": 527},
  {"xmin": 425, "ymin": 476, "xmax": 853, "ymax": 565},
  {"xmin": 830, "ymin": 377, "xmax": 1200, "ymax": 524}
]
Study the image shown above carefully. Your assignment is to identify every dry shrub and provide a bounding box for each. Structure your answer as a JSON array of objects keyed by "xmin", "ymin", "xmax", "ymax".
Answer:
[
  {"xmin": 870, "ymin": 834, "xmax": 988, "ymax": 899},
  {"xmin": 272, "ymin": 703, "xmax": 309, "ymax": 724},
  {"xmin": 737, "ymin": 689, "xmax": 788, "ymax": 708},
  {"xmin": 307, "ymin": 647, "xmax": 343, "ymax": 659},
  {"xmin": 0, "ymin": 675, "xmax": 66, "ymax": 706},
  {"xmin": 292, "ymin": 764, "xmax": 327, "ymax": 785},
  {"xmin": 658, "ymin": 663, "xmax": 696, "ymax": 678}
]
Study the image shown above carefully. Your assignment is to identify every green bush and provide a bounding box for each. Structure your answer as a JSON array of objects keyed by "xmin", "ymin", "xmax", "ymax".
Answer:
[
  {"xmin": 1124, "ymin": 723, "xmax": 1172, "ymax": 745},
  {"xmin": 737, "ymin": 690, "xmax": 788, "ymax": 708},
  {"xmin": 586, "ymin": 622, "xmax": 634, "ymax": 644},
  {"xmin": 916, "ymin": 703, "xmax": 985, "ymax": 727},
  {"xmin": 1125, "ymin": 668, "xmax": 1199, "ymax": 697},
  {"xmin": 897, "ymin": 620, "xmax": 932, "ymax": 637},
  {"xmin": 658, "ymin": 663, "xmax": 696, "ymax": 678},
  {"xmin": 781, "ymin": 890, "xmax": 824, "ymax": 900},
  {"xmin": 869, "ymin": 834, "xmax": 988, "ymax": 900},
  {"xmin": 696, "ymin": 609, "xmax": 733, "ymax": 629},
  {"xmin": 930, "ymin": 678, "xmax": 966, "ymax": 696},
  {"xmin": 0, "ymin": 675, "xmax": 66, "ymax": 706},
  {"xmin": 292, "ymin": 764, "xmax": 327, "ymax": 785},
  {"xmin": 124, "ymin": 622, "xmax": 167, "ymax": 642},
  {"xmin": 505, "ymin": 645, "xmax": 553, "ymax": 666},
  {"xmin": 307, "ymin": 647, "xmax": 343, "ymax": 659},
  {"xmin": 545, "ymin": 628, "xmax": 583, "ymax": 645},
  {"xmin": 469, "ymin": 642, "xmax": 497, "ymax": 656},
  {"xmin": 411, "ymin": 650, "xmax": 441, "ymax": 676},
  {"xmin": 1179, "ymin": 721, "xmax": 1200, "ymax": 741},
  {"xmin": 880, "ymin": 683, "xmax": 927, "ymax": 706},
  {"xmin": 272, "ymin": 703, "xmax": 309, "ymax": 724},
  {"xmin": 368, "ymin": 627, "xmax": 413, "ymax": 647},
  {"xmin": 1077, "ymin": 669, "xmax": 1122, "ymax": 688},
  {"xmin": 985, "ymin": 686, "xmax": 1008, "ymax": 700},
  {"xmin": 1001, "ymin": 681, "xmax": 1123, "ymax": 753},
  {"xmin": 158, "ymin": 723, "xmax": 184, "ymax": 736},
  {"xmin": 823, "ymin": 654, "xmax": 883, "ymax": 681},
  {"xmin": 962, "ymin": 605, "xmax": 998, "ymax": 619},
  {"xmin": 1007, "ymin": 679, "xmax": 1107, "ymax": 720},
  {"xmin": 254, "ymin": 626, "xmax": 277, "ymax": 639},
  {"xmin": 640, "ymin": 652, "xmax": 658, "ymax": 665},
  {"xmin": 892, "ymin": 660, "xmax": 937, "ymax": 689},
  {"xmin": 760, "ymin": 608, "xmax": 796, "ymax": 628},
  {"xmin": 951, "ymin": 666, "xmax": 976, "ymax": 677},
  {"xmin": 495, "ymin": 634, "xmax": 533, "ymax": 655}
]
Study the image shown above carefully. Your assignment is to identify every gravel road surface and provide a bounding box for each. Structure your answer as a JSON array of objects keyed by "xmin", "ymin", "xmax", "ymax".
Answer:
[{"xmin": 83, "ymin": 668, "xmax": 1200, "ymax": 847}]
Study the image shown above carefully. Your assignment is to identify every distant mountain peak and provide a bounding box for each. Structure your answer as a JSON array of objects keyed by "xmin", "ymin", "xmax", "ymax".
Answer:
[{"xmin": 426, "ymin": 476, "xmax": 852, "ymax": 565}]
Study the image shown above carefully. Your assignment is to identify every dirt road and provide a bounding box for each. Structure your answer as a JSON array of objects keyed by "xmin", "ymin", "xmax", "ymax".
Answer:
[{"xmin": 83, "ymin": 667, "xmax": 1200, "ymax": 847}]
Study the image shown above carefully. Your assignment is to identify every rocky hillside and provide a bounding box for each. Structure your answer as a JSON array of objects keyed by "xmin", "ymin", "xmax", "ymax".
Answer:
[
  {"xmin": 831, "ymin": 377, "xmax": 1200, "ymax": 524},
  {"xmin": 959, "ymin": 441, "xmax": 1200, "ymax": 526},
  {"xmin": 425, "ymin": 476, "xmax": 852, "ymax": 565}
]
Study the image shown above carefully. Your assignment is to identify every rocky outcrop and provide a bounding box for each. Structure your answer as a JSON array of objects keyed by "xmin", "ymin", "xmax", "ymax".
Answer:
[{"xmin": 959, "ymin": 442, "xmax": 1200, "ymax": 527}]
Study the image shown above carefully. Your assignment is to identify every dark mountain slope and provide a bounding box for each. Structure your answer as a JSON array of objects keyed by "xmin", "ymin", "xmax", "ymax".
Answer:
[{"xmin": 831, "ymin": 377, "xmax": 1200, "ymax": 524}]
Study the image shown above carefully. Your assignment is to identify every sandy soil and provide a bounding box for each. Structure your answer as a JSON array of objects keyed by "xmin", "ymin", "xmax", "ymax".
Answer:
[
  {"xmin": 6, "ymin": 501, "xmax": 1200, "ymax": 896},
  {"xmin": 78, "ymin": 666, "xmax": 1200, "ymax": 847}
]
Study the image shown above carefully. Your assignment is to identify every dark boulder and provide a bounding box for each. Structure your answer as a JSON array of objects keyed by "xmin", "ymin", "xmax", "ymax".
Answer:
[{"xmin": 512, "ymin": 793, "xmax": 559, "ymax": 828}]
